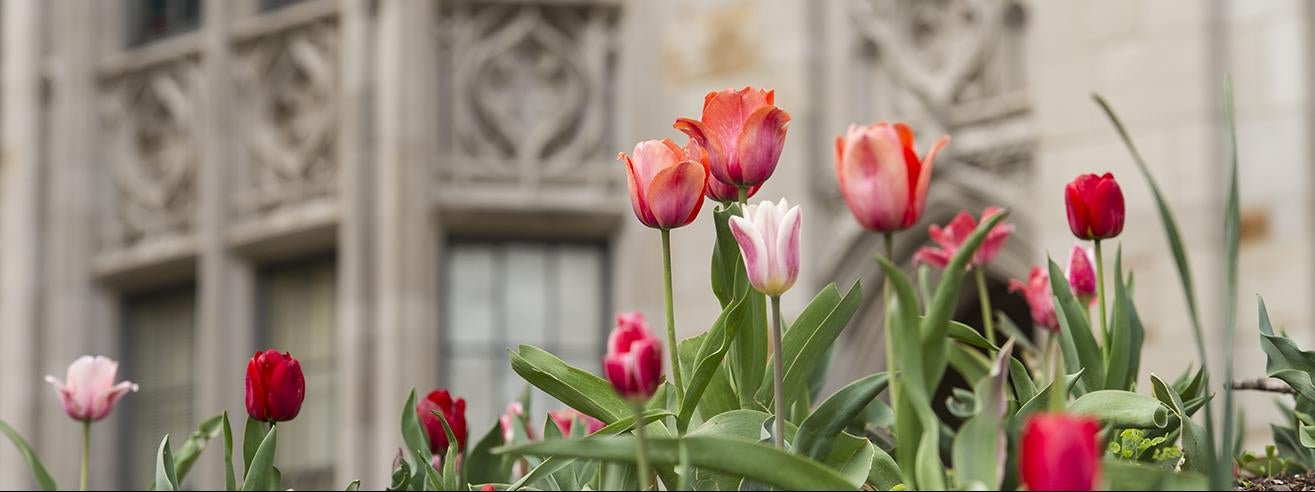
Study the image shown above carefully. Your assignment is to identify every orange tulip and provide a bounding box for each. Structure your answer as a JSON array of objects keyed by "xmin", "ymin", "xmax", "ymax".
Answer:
[
  {"xmin": 674, "ymin": 87, "xmax": 791, "ymax": 188},
  {"xmin": 619, "ymin": 139, "xmax": 710, "ymax": 229}
]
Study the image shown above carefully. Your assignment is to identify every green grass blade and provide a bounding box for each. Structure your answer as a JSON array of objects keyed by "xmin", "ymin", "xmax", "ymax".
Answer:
[
  {"xmin": 0, "ymin": 418, "xmax": 57, "ymax": 491},
  {"xmin": 1218, "ymin": 76, "xmax": 1241, "ymax": 490}
]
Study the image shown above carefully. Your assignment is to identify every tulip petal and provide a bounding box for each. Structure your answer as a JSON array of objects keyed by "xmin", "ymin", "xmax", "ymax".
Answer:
[
  {"xmin": 913, "ymin": 246, "xmax": 952, "ymax": 269},
  {"xmin": 735, "ymin": 106, "xmax": 791, "ymax": 185},
  {"xmin": 646, "ymin": 160, "xmax": 707, "ymax": 229},
  {"xmin": 774, "ymin": 205, "xmax": 802, "ymax": 294},
  {"xmin": 1065, "ymin": 182, "xmax": 1091, "ymax": 239},
  {"xmin": 620, "ymin": 152, "xmax": 657, "ymax": 228},
  {"xmin": 729, "ymin": 215, "xmax": 770, "ymax": 295},
  {"xmin": 674, "ymin": 118, "xmax": 730, "ymax": 184},
  {"xmin": 632, "ymin": 339, "xmax": 662, "ymax": 397},
  {"xmin": 1090, "ymin": 176, "xmax": 1126, "ymax": 238},
  {"xmin": 906, "ymin": 135, "xmax": 948, "ymax": 228}
]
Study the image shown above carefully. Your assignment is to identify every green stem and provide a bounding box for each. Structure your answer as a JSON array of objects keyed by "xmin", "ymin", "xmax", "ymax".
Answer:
[
  {"xmin": 881, "ymin": 232, "xmax": 899, "ymax": 430},
  {"xmin": 660, "ymin": 229, "xmax": 685, "ymax": 403},
  {"xmin": 770, "ymin": 295, "xmax": 786, "ymax": 449},
  {"xmin": 1094, "ymin": 239, "xmax": 1108, "ymax": 349},
  {"xmin": 974, "ymin": 268, "xmax": 995, "ymax": 346},
  {"xmin": 81, "ymin": 420, "xmax": 90, "ymax": 491},
  {"xmin": 738, "ymin": 186, "xmax": 748, "ymax": 208},
  {"xmin": 633, "ymin": 403, "xmax": 652, "ymax": 490}
]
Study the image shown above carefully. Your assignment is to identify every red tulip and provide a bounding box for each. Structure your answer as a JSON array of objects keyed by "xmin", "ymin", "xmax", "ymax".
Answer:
[
  {"xmin": 549, "ymin": 409, "xmax": 606, "ymax": 436},
  {"xmin": 686, "ymin": 139, "xmax": 759, "ymax": 203},
  {"xmin": 1065, "ymin": 173, "xmax": 1125, "ymax": 240},
  {"xmin": 674, "ymin": 87, "xmax": 791, "ymax": 188},
  {"xmin": 245, "ymin": 350, "xmax": 305, "ymax": 423},
  {"xmin": 603, "ymin": 312, "xmax": 663, "ymax": 401},
  {"xmin": 499, "ymin": 402, "xmax": 533, "ymax": 444},
  {"xmin": 619, "ymin": 139, "xmax": 710, "ymax": 229},
  {"xmin": 481, "ymin": 485, "xmax": 496, "ymax": 492},
  {"xmin": 45, "ymin": 355, "xmax": 138, "ymax": 422},
  {"xmin": 913, "ymin": 207, "xmax": 1013, "ymax": 269},
  {"xmin": 834, "ymin": 122, "xmax": 948, "ymax": 232},
  {"xmin": 1020, "ymin": 413, "xmax": 1101, "ymax": 491},
  {"xmin": 417, "ymin": 389, "xmax": 468, "ymax": 453},
  {"xmin": 1067, "ymin": 243, "xmax": 1098, "ymax": 305},
  {"xmin": 1009, "ymin": 266, "xmax": 1059, "ymax": 331}
]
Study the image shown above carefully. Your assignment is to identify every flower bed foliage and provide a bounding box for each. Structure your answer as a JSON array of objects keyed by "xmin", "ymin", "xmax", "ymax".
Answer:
[{"xmin": 3, "ymin": 82, "xmax": 1311, "ymax": 491}]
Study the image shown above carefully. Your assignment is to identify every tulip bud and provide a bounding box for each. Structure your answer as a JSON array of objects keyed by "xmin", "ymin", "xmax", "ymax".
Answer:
[
  {"xmin": 417, "ymin": 389, "xmax": 468, "ymax": 454},
  {"xmin": 674, "ymin": 87, "xmax": 791, "ymax": 188},
  {"xmin": 1008, "ymin": 266, "xmax": 1059, "ymax": 332},
  {"xmin": 1065, "ymin": 172, "xmax": 1125, "ymax": 240},
  {"xmin": 1020, "ymin": 413, "xmax": 1101, "ymax": 491},
  {"xmin": 45, "ymin": 355, "xmax": 138, "ymax": 422},
  {"xmin": 833, "ymin": 122, "xmax": 948, "ymax": 232},
  {"xmin": 603, "ymin": 312, "xmax": 663, "ymax": 401},
  {"xmin": 549, "ymin": 409, "xmax": 606, "ymax": 436},
  {"xmin": 499, "ymin": 401, "xmax": 533, "ymax": 444},
  {"xmin": 728, "ymin": 198, "xmax": 802, "ymax": 297},
  {"xmin": 1067, "ymin": 244, "xmax": 1098, "ymax": 305},
  {"xmin": 619, "ymin": 139, "xmax": 710, "ymax": 229},
  {"xmin": 913, "ymin": 207, "xmax": 1013, "ymax": 269},
  {"xmin": 245, "ymin": 350, "xmax": 305, "ymax": 423}
]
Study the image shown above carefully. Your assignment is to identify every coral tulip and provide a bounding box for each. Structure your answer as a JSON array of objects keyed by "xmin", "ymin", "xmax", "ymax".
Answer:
[
  {"xmin": 728, "ymin": 198, "xmax": 802, "ymax": 297},
  {"xmin": 834, "ymin": 122, "xmax": 949, "ymax": 232},
  {"xmin": 1020, "ymin": 413, "xmax": 1101, "ymax": 491},
  {"xmin": 418, "ymin": 389, "xmax": 468, "ymax": 453},
  {"xmin": 603, "ymin": 312, "xmax": 663, "ymax": 401},
  {"xmin": 1065, "ymin": 173, "xmax": 1125, "ymax": 240},
  {"xmin": 674, "ymin": 87, "xmax": 791, "ymax": 188},
  {"xmin": 1009, "ymin": 266, "xmax": 1059, "ymax": 331},
  {"xmin": 45, "ymin": 355, "xmax": 138, "ymax": 422},
  {"xmin": 619, "ymin": 139, "xmax": 710, "ymax": 229},
  {"xmin": 245, "ymin": 350, "xmax": 305, "ymax": 423},
  {"xmin": 549, "ymin": 409, "xmax": 606, "ymax": 436},
  {"xmin": 913, "ymin": 207, "xmax": 1013, "ymax": 269}
]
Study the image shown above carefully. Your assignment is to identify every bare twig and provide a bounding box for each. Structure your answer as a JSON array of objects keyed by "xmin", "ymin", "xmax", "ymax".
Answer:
[{"xmin": 1231, "ymin": 378, "xmax": 1295, "ymax": 395}]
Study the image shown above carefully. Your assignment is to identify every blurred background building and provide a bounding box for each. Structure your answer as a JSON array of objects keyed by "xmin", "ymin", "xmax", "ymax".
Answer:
[{"xmin": 0, "ymin": 0, "xmax": 1310, "ymax": 489}]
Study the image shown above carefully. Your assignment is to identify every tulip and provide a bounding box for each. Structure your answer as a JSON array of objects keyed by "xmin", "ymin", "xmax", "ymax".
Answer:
[
  {"xmin": 499, "ymin": 402, "xmax": 533, "ymax": 444},
  {"xmin": 1009, "ymin": 266, "xmax": 1059, "ymax": 332},
  {"xmin": 912, "ymin": 207, "xmax": 1013, "ymax": 270},
  {"xmin": 549, "ymin": 409, "xmax": 606, "ymax": 436},
  {"xmin": 418, "ymin": 389, "xmax": 469, "ymax": 454},
  {"xmin": 46, "ymin": 355, "xmax": 138, "ymax": 422},
  {"xmin": 619, "ymin": 139, "xmax": 710, "ymax": 230},
  {"xmin": 1067, "ymin": 244, "xmax": 1097, "ymax": 306},
  {"xmin": 1020, "ymin": 413, "xmax": 1101, "ymax": 491},
  {"xmin": 674, "ymin": 87, "xmax": 791, "ymax": 189},
  {"xmin": 1065, "ymin": 172, "xmax": 1125, "ymax": 241},
  {"xmin": 686, "ymin": 139, "xmax": 760, "ymax": 203},
  {"xmin": 834, "ymin": 122, "xmax": 949, "ymax": 232},
  {"xmin": 245, "ymin": 350, "xmax": 305, "ymax": 423},
  {"xmin": 603, "ymin": 312, "xmax": 663, "ymax": 401},
  {"xmin": 728, "ymin": 198, "xmax": 802, "ymax": 297}
]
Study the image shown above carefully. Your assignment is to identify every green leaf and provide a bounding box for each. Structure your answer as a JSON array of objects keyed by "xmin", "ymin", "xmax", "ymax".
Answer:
[
  {"xmin": 795, "ymin": 372, "xmax": 888, "ymax": 461},
  {"xmin": 432, "ymin": 410, "xmax": 463, "ymax": 490},
  {"xmin": 996, "ymin": 314, "xmax": 1040, "ymax": 356},
  {"xmin": 505, "ymin": 410, "xmax": 674, "ymax": 491},
  {"xmin": 1104, "ymin": 247, "xmax": 1143, "ymax": 391},
  {"xmin": 1049, "ymin": 258, "xmax": 1105, "ymax": 391},
  {"xmin": 345, "ymin": 479, "xmax": 361, "ymax": 491},
  {"xmin": 155, "ymin": 434, "xmax": 179, "ymax": 491},
  {"xmin": 1014, "ymin": 370, "xmax": 1085, "ymax": 432},
  {"xmin": 1151, "ymin": 374, "xmax": 1211, "ymax": 472},
  {"xmin": 464, "ymin": 421, "xmax": 511, "ymax": 485},
  {"xmin": 398, "ymin": 389, "xmax": 436, "ymax": 491},
  {"xmin": 1258, "ymin": 297, "xmax": 1315, "ymax": 402},
  {"xmin": 171, "ymin": 413, "xmax": 225, "ymax": 486},
  {"xmin": 713, "ymin": 205, "xmax": 770, "ymax": 410},
  {"xmin": 710, "ymin": 203, "xmax": 742, "ymax": 308},
  {"xmin": 222, "ymin": 413, "xmax": 236, "ymax": 491},
  {"xmin": 241, "ymin": 427, "xmax": 278, "ymax": 491},
  {"xmin": 242, "ymin": 417, "xmax": 267, "ymax": 478},
  {"xmin": 822, "ymin": 432, "xmax": 877, "ymax": 488},
  {"xmin": 1220, "ymin": 78, "xmax": 1242, "ymax": 490},
  {"xmin": 876, "ymin": 257, "xmax": 944, "ymax": 490},
  {"xmin": 501, "ymin": 435, "xmax": 856, "ymax": 490},
  {"xmin": 952, "ymin": 339, "xmax": 1014, "ymax": 490},
  {"xmin": 0, "ymin": 418, "xmax": 57, "ymax": 491},
  {"xmin": 679, "ymin": 294, "xmax": 748, "ymax": 431},
  {"xmin": 757, "ymin": 281, "xmax": 863, "ymax": 411},
  {"xmin": 867, "ymin": 443, "xmax": 902, "ymax": 491},
  {"xmin": 946, "ymin": 341, "xmax": 991, "ymax": 384},
  {"xmin": 1103, "ymin": 459, "xmax": 1208, "ymax": 490},
  {"xmin": 1068, "ymin": 390, "xmax": 1168, "ymax": 429},
  {"xmin": 509, "ymin": 345, "xmax": 631, "ymax": 423}
]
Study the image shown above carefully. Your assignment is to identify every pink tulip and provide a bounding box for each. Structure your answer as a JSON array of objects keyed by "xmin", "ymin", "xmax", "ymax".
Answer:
[
  {"xmin": 603, "ymin": 312, "xmax": 663, "ymax": 401},
  {"xmin": 834, "ymin": 122, "xmax": 949, "ymax": 232},
  {"xmin": 913, "ymin": 207, "xmax": 1013, "ymax": 269},
  {"xmin": 619, "ymin": 139, "xmax": 710, "ymax": 229},
  {"xmin": 499, "ymin": 402, "xmax": 534, "ymax": 444},
  {"xmin": 1009, "ymin": 266, "xmax": 1059, "ymax": 332},
  {"xmin": 45, "ymin": 355, "xmax": 138, "ymax": 422},
  {"xmin": 674, "ymin": 87, "xmax": 791, "ymax": 188},
  {"xmin": 1067, "ymin": 244, "xmax": 1097, "ymax": 306},
  {"xmin": 549, "ymin": 409, "xmax": 606, "ymax": 436},
  {"xmin": 729, "ymin": 199, "xmax": 802, "ymax": 297},
  {"xmin": 686, "ymin": 139, "xmax": 760, "ymax": 203}
]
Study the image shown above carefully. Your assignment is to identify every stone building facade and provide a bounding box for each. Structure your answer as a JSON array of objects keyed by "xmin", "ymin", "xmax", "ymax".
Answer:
[{"xmin": 0, "ymin": 0, "xmax": 1310, "ymax": 489}]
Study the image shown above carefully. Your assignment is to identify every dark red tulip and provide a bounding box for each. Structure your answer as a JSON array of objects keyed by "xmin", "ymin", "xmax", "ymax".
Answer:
[
  {"xmin": 1021, "ymin": 413, "xmax": 1101, "ymax": 491},
  {"xmin": 1065, "ymin": 173, "xmax": 1125, "ymax": 240},
  {"xmin": 603, "ymin": 312, "xmax": 663, "ymax": 401},
  {"xmin": 417, "ymin": 389, "xmax": 468, "ymax": 454},
  {"xmin": 245, "ymin": 350, "xmax": 305, "ymax": 423}
]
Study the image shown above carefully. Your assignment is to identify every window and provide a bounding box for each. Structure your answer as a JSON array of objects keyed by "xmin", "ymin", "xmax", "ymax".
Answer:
[
  {"xmin": 442, "ymin": 240, "xmax": 609, "ymax": 432},
  {"xmin": 127, "ymin": 0, "xmax": 202, "ymax": 47},
  {"xmin": 119, "ymin": 286, "xmax": 196, "ymax": 489},
  {"xmin": 258, "ymin": 257, "xmax": 337, "ymax": 489},
  {"xmin": 259, "ymin": 0, "xmax": 308, "ymax": 11}
]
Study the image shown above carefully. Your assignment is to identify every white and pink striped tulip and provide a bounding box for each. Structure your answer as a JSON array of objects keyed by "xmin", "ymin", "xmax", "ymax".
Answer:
[{"xmin": 729, "ymin": 199, "xmax": 802, "ymax": 297}]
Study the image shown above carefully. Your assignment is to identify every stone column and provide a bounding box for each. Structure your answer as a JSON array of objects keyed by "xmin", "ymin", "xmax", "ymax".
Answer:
[
  {"xmin": 0, "ymin": 0, "xmax": 45, "ymax": 488},
  {"xmin": 372, "ymin": 0, "xmax": 440, "ymax": 484}
]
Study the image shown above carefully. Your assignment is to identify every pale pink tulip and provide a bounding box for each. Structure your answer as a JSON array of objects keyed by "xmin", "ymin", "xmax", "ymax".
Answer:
[
  {"xmin": 729, "ymin": 199, "xmax": 802, "ymax": 297},
  {"xmin": 834, "ymin": 122, "xmax": 948, "ymax": 232},
  {"xmin": 45, "ymin": 355, "xmax": 138, "ymax": 422}
]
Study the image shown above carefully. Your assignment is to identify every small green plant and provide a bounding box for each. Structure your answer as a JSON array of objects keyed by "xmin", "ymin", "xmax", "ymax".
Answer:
[{"xmin": 1107, "ymin": 429, "xmax": 1183, "ymax": 469}]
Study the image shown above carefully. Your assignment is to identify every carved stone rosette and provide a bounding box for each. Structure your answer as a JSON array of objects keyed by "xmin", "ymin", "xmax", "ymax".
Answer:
[
  {"xmin": 99, "ymin": 57, "xmax": 202, "ymax": 250},
  {"xmin": 233, "ymin": 18, "xmax": 340, "ymax": 219},
  {"xmin": 434, "ymin": 0, "xmax": 621, "ymax": 191}
]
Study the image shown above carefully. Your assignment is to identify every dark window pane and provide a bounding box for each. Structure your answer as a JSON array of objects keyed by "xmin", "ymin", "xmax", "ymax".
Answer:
[
  {"xmin": 119, "ymin": 285, "xmax": 196, "ymax": 489},
  {"xmin": 260, "ymin": 0, "xmax": 308, "ymax": 11},
  {"xmin": 128, "ymin": 0, "xmax": 201, "ymax": 47}
]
